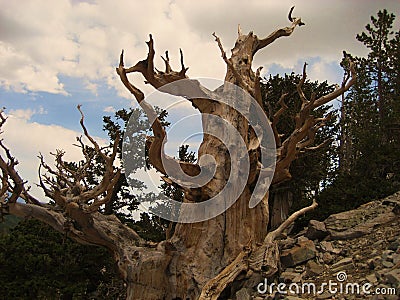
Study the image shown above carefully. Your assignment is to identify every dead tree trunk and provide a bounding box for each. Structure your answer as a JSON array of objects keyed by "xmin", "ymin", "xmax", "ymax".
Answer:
[
  {"xmin": 0, "ymin": 7, "xmax": 356, "ymax": 300},
  {"xmin": 269, "ymin": 187, "xmax": 293, "ymax": 230}
]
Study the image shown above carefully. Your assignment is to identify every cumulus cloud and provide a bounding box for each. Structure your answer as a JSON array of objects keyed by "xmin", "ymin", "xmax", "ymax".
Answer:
[
  {"xmin": 103, "ymin": 105, "xmax": 116, "ymax": 113},
  {"xmin": 2, "ymin": 0, "xmax": 398, "ymax": 97},
  {"xmin": 1, "ymin": 0, "xmax": 399, "ymax": 202},
  {"xmin": 9, "ymin": 106, "xmax": 47, "ymax": 120}
]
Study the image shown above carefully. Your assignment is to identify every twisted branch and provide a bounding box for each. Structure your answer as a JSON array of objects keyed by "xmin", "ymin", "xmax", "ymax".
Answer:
[
  {"xmin": 272, "ymin": 59, "xmax": 356, "ymax": 184},
  {"xmin": 116, "ymin": 50, "xmax": 202, "ymax": 182},
  {"xmin": 253, "ymin": 6, "xmax": 304, "ymax": 55}
]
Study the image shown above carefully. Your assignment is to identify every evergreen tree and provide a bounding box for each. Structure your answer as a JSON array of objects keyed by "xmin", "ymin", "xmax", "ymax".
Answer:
[
  {"xmin": 317, "ymin": 9, "xmax": 400, "ymax": 219},
  {"xmin": 348, "ymin": 9, "xmax": 400, "ymax": 193},
  {"xmin": 0, "ymin": 219, "xmax": 125, "ymax": 299},
  {"xmin": 260, "ymin": 73, "xmax": 338, "ymax": 229}
]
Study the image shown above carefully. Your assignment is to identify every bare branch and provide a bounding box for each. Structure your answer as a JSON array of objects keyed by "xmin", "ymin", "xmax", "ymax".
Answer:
[
  {"xmin": 270, "ymin": 199, "xmax": 317, "ymax": 239},
  {"xmin": 179, "ymin": 48, "xmax": 189, "ymax": 76},
  {"xmin": 254, "ymin": 6, "xmax": 304, "ymax": 55},
  {"xmin": 302, "ymin": 138, "xmax": 333, "ymax": 152},
  {"xmin": 120, "ymin": 36, "xmax": 214, "ymax": 113},
  {"xmin": 238, "ymin": 24, "xmax": 243, "ymax": 37},
  {"xmin": 0, "ymin": 111, "xmax": 41, "ymax": 205},
  {"xmin": 124, "ymin": 34, "xmax": 188, "ymax": 88},
  {"xmin": 78, "ymin": 104, "xmax": 109, "ymax": 162},
  {"xmin": 271, "ymin": 93, "xmax": 288, "ymax": 147},
  {"xmin": 297, "ymin": 62, "xmax": 308, "ymax": 105},
  {"xmin": 212, "ymin": 32, "xmax": 242, "ymax": 84},
  {"xmin": 313, "ymin": 60, "xmax": 357, "ymax": 108},
  {"xmin": 117, "ymin": 49, "xmax": 202, "ymax": 182},
  {"xmin": 254, "ymin": 66, "xmax": 264, "ymax": 107},
  {"xmin": 273, "ymin": 59, "xmax": 356, "ymax": 185},
  {"xmin": 161, "ymin": 50, "xmax": 172, "ymax": 74},
  {"xmin": 117, "ymin": 50, "xmax": 145, "ymax": 102}
]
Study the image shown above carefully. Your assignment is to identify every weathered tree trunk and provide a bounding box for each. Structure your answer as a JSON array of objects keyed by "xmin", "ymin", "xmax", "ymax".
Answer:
[
  {"xmin": 269, "ymin": 187, "xmax": 293, "ymax": 230},
  {"xmin": 0, "ymin": 7, "xmax": 356, "ymax": 300},
  {"xmin": 114, "ymin": 9, "xmax": 354, "ymax": 299}
]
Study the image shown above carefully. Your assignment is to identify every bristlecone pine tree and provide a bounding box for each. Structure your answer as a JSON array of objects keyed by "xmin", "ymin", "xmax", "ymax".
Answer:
[{"xmin": 0, "ymin": 8, "xmax": 355, "ymax": 299}]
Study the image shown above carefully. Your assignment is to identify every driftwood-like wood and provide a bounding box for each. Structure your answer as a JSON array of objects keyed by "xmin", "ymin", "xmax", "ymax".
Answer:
[{"xmin": 0, "ymin": 7, "xmax": 356, "ymax": 300}]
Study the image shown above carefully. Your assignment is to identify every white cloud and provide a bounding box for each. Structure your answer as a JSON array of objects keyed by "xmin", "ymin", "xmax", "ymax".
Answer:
[
  {"xmin": 8, "ymin": 108, "xmax": 35, "ymax": 120},
  {"xmin": 2, "ymin": 111, "xmax": 107, "ymax": 201},
  {"xmin": 8, "ymin": 106, "xmax": 47, "ymax": 120},
  {"xmin": 84, "ymin": 81, "xmax": 99, "ymax": 96},
  {"xmin": 307, "ymin": 60, "xmax": 342, "ymax": 85},
  {"xmin": 1, "ymin": 0, "xmax": 399, "ymax": 203},
  {"xmin": 2, "ymin": 0, "xmax": 397, "ymax": 97},
  {"xmin": 103, "ymin": 105, "xmax": 116, "ymax": 113}
]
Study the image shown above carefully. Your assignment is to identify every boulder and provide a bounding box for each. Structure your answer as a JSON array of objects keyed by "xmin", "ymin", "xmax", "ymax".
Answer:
[
  {"xmin": 306, "ymin": 260, "xmax": 324, "ymax": 276},
  {"xmin": 279, "ymin": 271, "xmax": 302, "ymax": 283},
  {"xmin": 331, "ymin": 257, "xmax": 353, "ymax": 272},
  {"xmin": 385, "ymin": 269, "xmax": 400, "ymax": 287},
  {"xmin": 305, "ymin": 220, "xmax": 329, "ymax": 240},
  {"xmin": 281, "ymin": 240, "xmax": 316, "ymax": 267},
  {"xmin": 320, "ymin": 241, "xmax": 341, "ymax": 254}
]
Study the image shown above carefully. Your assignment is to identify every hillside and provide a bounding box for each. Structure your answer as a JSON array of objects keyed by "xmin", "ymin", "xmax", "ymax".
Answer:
[{"xmin": 233, "ymin": 193, "xmax": 400, "ymax": 300}]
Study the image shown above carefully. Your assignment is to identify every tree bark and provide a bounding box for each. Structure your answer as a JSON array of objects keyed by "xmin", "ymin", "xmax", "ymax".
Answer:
[
  {"xmin": 0, "ymin": 8, "xmax": 356, "ymax": 300},
  {"xmin": 269, "ymin": 187, "xmax": 293, "ymax": 230}
]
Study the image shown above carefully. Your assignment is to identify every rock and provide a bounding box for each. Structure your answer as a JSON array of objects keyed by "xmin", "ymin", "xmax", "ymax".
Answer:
[
  {"xmin": 279, "ymin": 237, "xmax": 296, "ymax": 250},
  {"xmin": 356, "ymin": 262, "xmax": 368, "ymax": 269},
  {"xmin": 377, "ymin": 268, "xmax": 390, "ymax": 279},
  {"xmin": 273, "ymin": 195, "xmax": 400, "ymax": 299},
  {"xmin": 373, "ymin": 239, "xmax": 385, "ymax": 247},
  {"xmin": 368, "ymin": 256, "xmax": 382, "ymax": 270},
  {"xmin": 329, "ymin": 226, "xmax": 372, "ymax": 240},
  {"xmin": 383, "ymin": 295, "xmax": 399, "ymax": 300},
  {"xmin": 294, "ymin": 265, "xmax": 304, "ymax": 273},
  {"xmin": 382, "ymin": 199, "xmax": 400, "ymax": 214},
  {"xmin": 306, "ymin": 260, "xmax": 324, "ymax": 276},
  {"xmin": 393, "ymin": 253, "xmax": 400, "ymax": 264},
  {"xmin": 331, "ymin": 257, "xmax": 353, "ymax": 272},
  {"xmin": 320, "ymin": 241, "xmax": 341, "ymax": 254},
  {"xmin": 322, "ymin": 252, "xmax": 334, "ymax": 264},
  {"xmin": 325, "ymin": 200, "xmax": 397, "ymax": 240},
  {"xmin": 235, "ymin": 288, "xmax": 251, "ymax": 300},
  {"xmin": 382, "ymin": 260, "xmax": 394, "ymax": 268},
  {"xmin": 371, "ymin": 249, "xmax": 378, "ymax": 256},
  {"xmin": 353, "ymin": 254, "xmax": 362, "ymax": 262},
  {"xmin": 280, "ymin": 240, "xmax": 316, "ymax": 267},
  {"xmin": 382, "ymin": 249, "xmax": 394, "ymax": 261},
  {"xmin": 388, "ymin": 240, "xmax": 400, "ymax": 251},
  {"xmin": 365, "ymin": 273, "xmax": 378, "ymax": 283},
  {"xmin": 242, "ymin": 272, "xmax": 263, "ymax": 290},
  {"xmin": 286, "ymin": 296, "xmax": 304, "ymax": 300},
  {"xmin": 305, "ymin": 220, "xmax": 329, "ymax": 240},
  {"xmin": 371, "ymin": 295, "xmax": 386, "ymax": 300},
  {"xmin": 279, "ymin": 271, "xmax": 302, "ymax": 283},
  {"xmin": 316, "ymin": 292, "xmax": 333, "ymax": 299},
  {"xmin": 285, "ymin": 267, "xmax": 295, "ymax": 273},
  {"xmin": 331, "ymin": 257, "xmax": 353, "ymax": 268},
  {"xmin": 297, "ymin": 236, "xmax": 310, "ymax": 243},
  {"xmin": 385, "ymin": 269, "xmax": 400, "ymax": 287}
]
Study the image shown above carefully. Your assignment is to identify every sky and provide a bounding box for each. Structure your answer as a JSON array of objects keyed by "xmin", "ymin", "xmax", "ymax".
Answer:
[{"xmin": 0, "ymin": 0, "xmax": 399, "ymax": 200}]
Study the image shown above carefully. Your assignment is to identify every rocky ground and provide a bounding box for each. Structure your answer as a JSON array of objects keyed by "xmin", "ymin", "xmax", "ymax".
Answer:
[{"xmin": 233, "ymin": 192, "xmax": 400, "ymax": 300}]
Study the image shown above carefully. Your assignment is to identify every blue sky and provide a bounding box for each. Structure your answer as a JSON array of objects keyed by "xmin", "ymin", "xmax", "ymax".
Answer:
[{"xmin": 0, "ymin": 0, "xmax": 399, "ymax": 199}]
